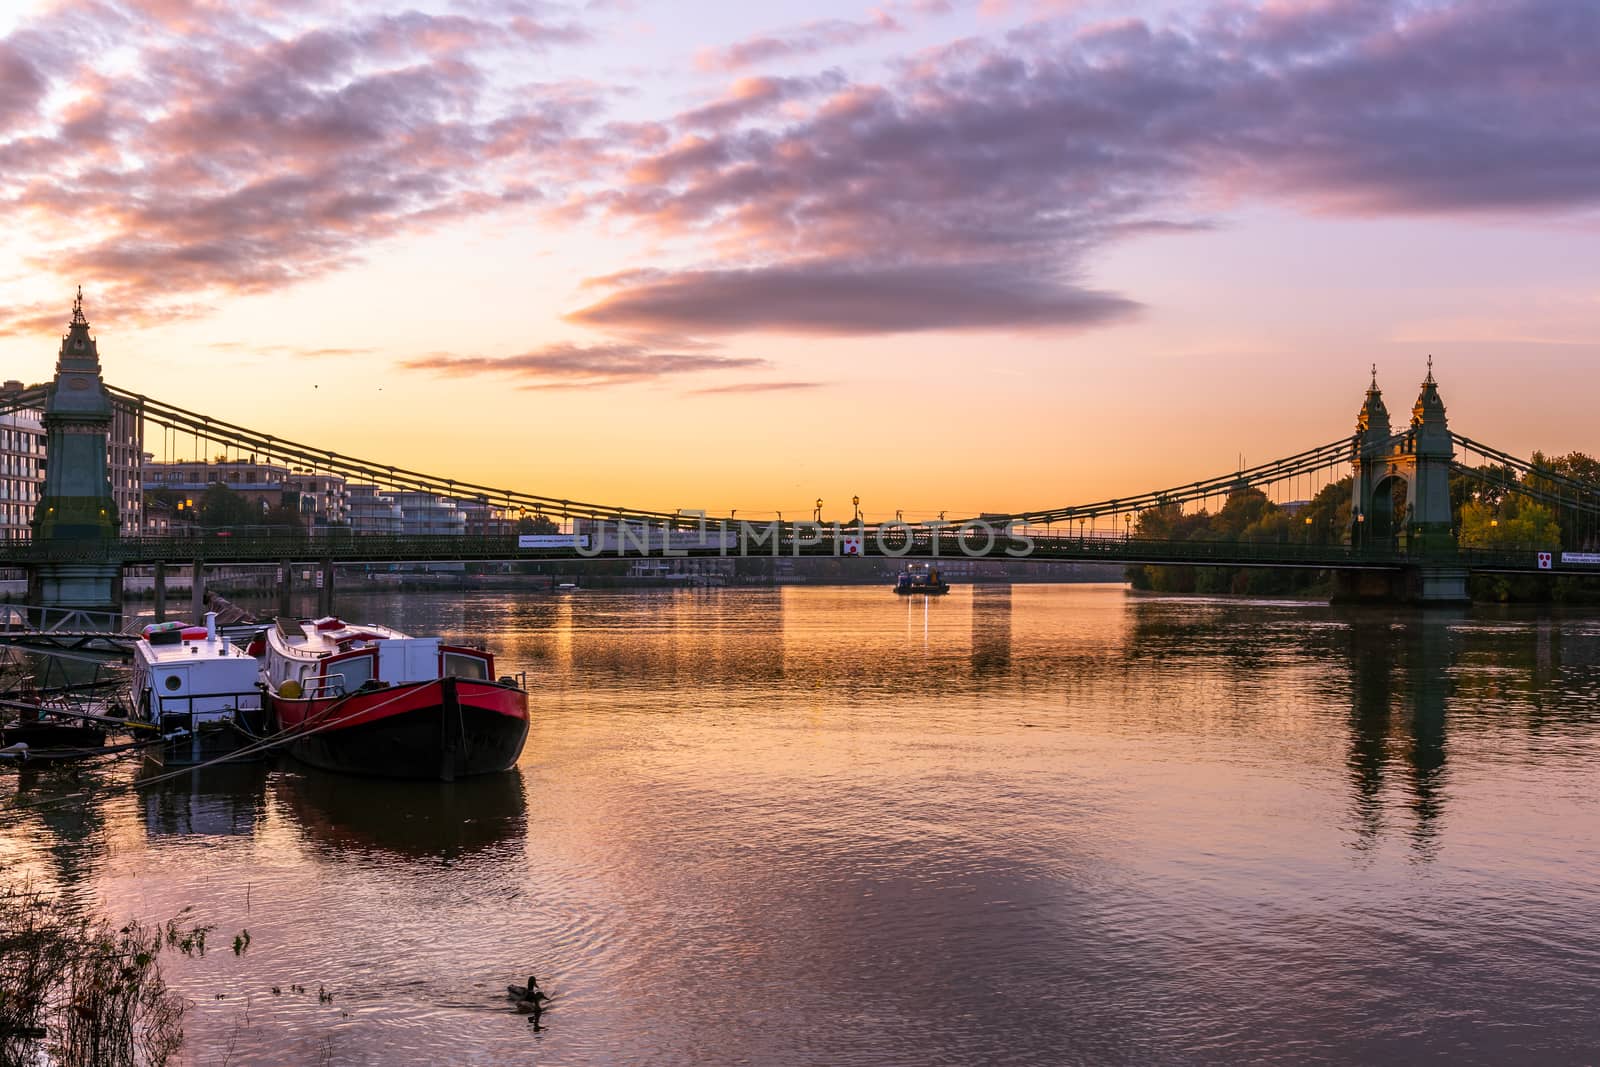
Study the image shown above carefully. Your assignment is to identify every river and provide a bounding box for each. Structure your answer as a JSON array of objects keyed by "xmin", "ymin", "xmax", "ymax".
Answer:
[{"xmin": 3, "ymin": 584, "xmax": 1599, "ymax": 1065}]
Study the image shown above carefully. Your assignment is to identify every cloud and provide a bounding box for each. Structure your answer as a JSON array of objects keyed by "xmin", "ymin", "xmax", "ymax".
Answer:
[
  {"xmin": 572, "ymin": 0, "xmax": 1600, "ymax": 336},
  {"xmin": 400, "ymin": 341, "xmax": 765, "ymax": 389},
  {"xmin": 569, "ymin": 261, "xmax": 1138, "ymax": 335},
  {"xmin": 4, "ymin": 0, "xmax": 1598, "ymax": 346},
  {"xmin": 677, "ymin": 74, "xmax": 845, "ymax": 129},
  {"xmin": 687, "ymin": 380, "xmax": 827, "ymax": 396},
  {"xmin": 0, "ymin": 2, "xmax": 597, "ymax": 333},
  {"xmin": 695, "ymin": 11, "xmax": 903, "ymax": 71}
]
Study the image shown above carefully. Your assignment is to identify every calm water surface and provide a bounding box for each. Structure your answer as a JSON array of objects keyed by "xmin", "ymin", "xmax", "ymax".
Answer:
[{"xmin": 4, "ymin": 584, "xmax": 1600, "ymax": 1065}]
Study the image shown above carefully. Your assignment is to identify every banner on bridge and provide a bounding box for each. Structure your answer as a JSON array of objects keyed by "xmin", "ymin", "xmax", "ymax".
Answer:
[
  {"xmin": 519, "ymin": 534, "xmax": 590, "ymax": 549},
  {"xmin": 1561, "ymin": 552, "xmax": 1600, "ymax": 565}
]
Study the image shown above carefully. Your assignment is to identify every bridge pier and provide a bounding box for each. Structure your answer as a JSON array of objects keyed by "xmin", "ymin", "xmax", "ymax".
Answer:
[
  {"xmin": 153, "ymin": 562, "xmax": 166, "ymax": 622},
  {"xmin": 1332, "ymin": 565, "xmax": 1469, "ymax": 606},
  {"xmin": 190, "ymin": 559, "xmax": 205, "ymax": 624},
  {"xmin": 318, "ymin": 557, "xmax": 334, "ymax": 617},
  {"xmin": 278, "ymin": 559, "xmax": 293, "ymax": 619},
  {"xmin": 26, "ymin": 562, "xmax": 123, "ymax": 620}
]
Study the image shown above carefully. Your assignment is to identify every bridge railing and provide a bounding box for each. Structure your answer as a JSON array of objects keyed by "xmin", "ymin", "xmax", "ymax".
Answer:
[
  {"xmin": 0, "ymin": 530, "xmax": 1590, "ymax": 574},
  {"xmin": 0, "ymin": 603, "xmax": 133, "ymax": 635}
]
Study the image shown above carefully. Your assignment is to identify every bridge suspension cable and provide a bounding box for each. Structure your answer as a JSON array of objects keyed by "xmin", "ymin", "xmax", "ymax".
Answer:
[
  {"xmin": 1450, "ymin": 433, "xmax": 1600, "ymax": 502},
  {"xmin": 106, "ymin": 385, "xmax": 702, "ymax": 525},
  {"xmin": 0, "ymin": 385, "xmax": 47, "ymax": 416},
  {"xmin": 949, "ymin": 437, "xmax": 1355, "ymax": 528},
  {"xmin": 1448, "ymin": 463, "xmax": 1600, "ymax": 520}
]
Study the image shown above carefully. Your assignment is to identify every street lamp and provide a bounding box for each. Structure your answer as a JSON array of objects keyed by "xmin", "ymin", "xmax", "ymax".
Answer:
[
  {"xmin": 852, "ymin": 495, "xmax": 860, "ymax": 523},
  {"xmin": 815, "ymin": 498, "xmax": 823, "ymax": 522}
]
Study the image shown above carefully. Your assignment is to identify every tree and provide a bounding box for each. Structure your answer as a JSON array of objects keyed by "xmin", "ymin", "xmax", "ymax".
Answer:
[
  {"xmin": 515, "ymin": 514, "xmax": 559, "ymax": 535},
  {"xmin": 1458, "ymin": 498, "xmax": 1560, "ymax": 551},
  {"xmin": 198, "ymin": 484, "xmax": 257, "ymax": 527}
]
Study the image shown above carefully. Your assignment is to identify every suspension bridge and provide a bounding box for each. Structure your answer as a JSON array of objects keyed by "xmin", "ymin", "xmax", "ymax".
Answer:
[{"xmin": 2, "ymin": 297, "xmax": 1597, "ymax": 616}]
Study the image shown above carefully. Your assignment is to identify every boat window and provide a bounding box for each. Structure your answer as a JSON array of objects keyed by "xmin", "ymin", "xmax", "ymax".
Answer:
[
  {"xmin": 324, "ymin": 652, "xmax": 376, "ymax": 692},
  {"xmin": 442, "ymin": 652, "xmax": 489, "ymax": 680},
  {"xmin": 163, "ymin": 674, "xmax": 182, "ymax": 691}
]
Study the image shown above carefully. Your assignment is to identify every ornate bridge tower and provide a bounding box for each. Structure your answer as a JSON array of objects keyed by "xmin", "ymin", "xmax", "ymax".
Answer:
[
  {"xmin": 1341, "ymin": 361, "xmax": 1465, "ymax": 604},
  {"xmin": 1349, "ymin": 361, "xmax": 1455, "ymax": 554},
  {"xmin": 28, "ymin": 289, "xmax": 122, "ymax": 614}
]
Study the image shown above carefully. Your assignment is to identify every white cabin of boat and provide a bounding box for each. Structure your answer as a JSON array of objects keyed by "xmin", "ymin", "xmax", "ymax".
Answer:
[
  {"xmin": 258, "ymin": 617, "xmax": 493, "ymax": 699},
  {"xmin": 132, "ymin": 614, "xmax": 262, "ymax": 724}
]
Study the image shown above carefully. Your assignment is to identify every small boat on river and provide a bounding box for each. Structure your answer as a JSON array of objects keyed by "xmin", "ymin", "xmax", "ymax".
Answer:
[
  {"xmin": 131, "ymin": 613, "xmax": 269, "ymax": 767},
  {"xmin": 894, "ymin": 564, "xmax": 950, "ymax": 596},
  {"xmin": 253, "ymin": 617, "xmax": 529, "ymax": 781}
]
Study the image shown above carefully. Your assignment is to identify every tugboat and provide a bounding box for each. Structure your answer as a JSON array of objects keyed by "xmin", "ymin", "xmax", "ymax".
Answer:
[
  {"xmin": 254, "ymin": 617, "xmax": 529, "ymax": 780},
  {"xmin": 131, "ymin": 613, "xmax": 269, "ymax": 766},
  {"xmin": 894, "ymin": 563, "xmax": 951, "ymax": 596}
]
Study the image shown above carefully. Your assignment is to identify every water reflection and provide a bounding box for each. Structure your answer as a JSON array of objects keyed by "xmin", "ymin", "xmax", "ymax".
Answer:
[
  {"xmin": 1343, "ymin": 614, "xmax": 1456, "ymax": 852},
  {"xmin": 11, "ymin": 763, "xmax": 108, "ymax": 891},
  {"xmin": 137, "ymin": 762, "xmax": 269, "ymax": 839},
  {"xmin": 274, "ymin": 766, "xmax": 528, "ymax": 861},
  {"xmin": 970, "ymin": 584, "xmax": 1012, "ymax": 676},
  {"xmin": 4, "ymin": 587, "xmax": 1599, "ymax": 1065}
]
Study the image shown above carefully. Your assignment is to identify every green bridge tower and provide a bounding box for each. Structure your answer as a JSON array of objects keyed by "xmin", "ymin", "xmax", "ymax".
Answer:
[
  {"xmin": 28, "ymin": 289, "xmax": 122, "ymax": 614},
  {"xmin": 1341, "ymin": 361, "xmax": 1467, "ymax": 603}
]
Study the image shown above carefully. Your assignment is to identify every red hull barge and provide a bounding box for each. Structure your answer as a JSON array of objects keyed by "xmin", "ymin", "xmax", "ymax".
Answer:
[{"xmin": 257, "ymin": 618, "xmax": 529, "ymax": 781}]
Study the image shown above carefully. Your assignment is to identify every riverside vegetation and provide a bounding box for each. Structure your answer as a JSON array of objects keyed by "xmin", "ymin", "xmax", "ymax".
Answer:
[{"xmin": 1127, "ymin": 452, "xmax": 1600, "ymax": 601}]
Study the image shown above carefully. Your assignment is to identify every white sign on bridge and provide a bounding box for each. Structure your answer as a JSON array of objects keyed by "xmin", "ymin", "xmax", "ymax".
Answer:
[
  {"xmin": 519, "ymin": 534, "xmax": 589, "ymax": 549},
  {"xmin": 1561, "ymin": 552, "xmax": 1600, "ymax": 565},
  {"xmin": 1537, "ymin": 552, "xmax": 1553, "ymax": 570}
]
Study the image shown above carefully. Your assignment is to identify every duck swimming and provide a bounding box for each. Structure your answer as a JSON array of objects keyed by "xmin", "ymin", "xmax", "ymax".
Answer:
[
  {"xmin": 513, "ymin": 991, "xmax": 549, "ymax": 1014},
  {"xmin": 506, "ymin": 976, "xmax": 539, "ymax": 1000}
]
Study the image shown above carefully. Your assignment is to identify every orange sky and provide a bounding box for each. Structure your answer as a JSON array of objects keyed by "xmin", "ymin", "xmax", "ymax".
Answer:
[{"xmin": 1, "ymin": 1, "xmax": 1596, "ymax": 520}]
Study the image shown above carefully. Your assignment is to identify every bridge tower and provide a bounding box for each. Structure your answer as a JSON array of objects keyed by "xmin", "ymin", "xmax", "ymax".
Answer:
[
  {"xmin": 1341, "ymin": 362, "xmax": 1466, "ymax": 604},
  {"xmin": 1350, "ymin": 361, "xmax": 1455, "ymax": 554},
  {"xmin": 1404, "ymin": 360, "xmax": 1456, "ymax": 553},
  {"xmin": 1350, "ymin": 367, "xmax": 1392, "ymax": 550},
  {"xmin": 27, "ymin": 289, "xmax": 122, "ymax": 614}
]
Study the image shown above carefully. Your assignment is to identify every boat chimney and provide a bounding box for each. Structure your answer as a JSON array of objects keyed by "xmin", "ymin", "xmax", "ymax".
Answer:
[{"xmin": 205, "ymin": 611, "xmax": 218, "ymax": 641}]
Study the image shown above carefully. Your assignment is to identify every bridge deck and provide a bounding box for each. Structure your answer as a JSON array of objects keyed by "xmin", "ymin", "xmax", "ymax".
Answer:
[{"xmin": 1, "ymin": 533, "xmax": 1590, "ymax": 575}]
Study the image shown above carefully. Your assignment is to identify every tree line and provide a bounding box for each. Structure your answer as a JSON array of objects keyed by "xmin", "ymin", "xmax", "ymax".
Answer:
[{"xmin": 1127, "ymin": 451, "xmax": 1600, "ymax": 601}]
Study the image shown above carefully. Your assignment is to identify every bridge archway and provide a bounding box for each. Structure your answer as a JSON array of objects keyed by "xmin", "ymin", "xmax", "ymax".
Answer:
[{"xmin": 1367, "ymin": 473, "xmax": 1410, "ymax": 544}]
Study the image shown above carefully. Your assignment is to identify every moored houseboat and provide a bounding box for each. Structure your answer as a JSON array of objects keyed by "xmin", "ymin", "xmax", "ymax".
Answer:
[
  {"xmin": 131, "ymin": 613, "xmax": 269, "ymax": 767},
  {"xmin": 253, "ymin": 617, "xmax": 528, "ymax": 781}
]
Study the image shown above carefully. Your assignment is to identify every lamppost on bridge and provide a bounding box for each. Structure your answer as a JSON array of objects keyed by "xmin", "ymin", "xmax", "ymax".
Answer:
[
  {"xmin": 815, "ymin": 498, "xmax": 823, "ymax": 522},
  {"xmin": 1124, "ymin": 513, "xmax": 1131, "ymax": 540},
  {"xmin": 852, "ymin": 496, "xmax": 860, "ymax": 523}
]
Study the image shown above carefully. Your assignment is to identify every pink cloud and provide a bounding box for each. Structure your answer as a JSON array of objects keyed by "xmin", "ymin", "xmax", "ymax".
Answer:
[{"xmin": 694, "ymin": 11, "xmax": 903, "ymax": 71}]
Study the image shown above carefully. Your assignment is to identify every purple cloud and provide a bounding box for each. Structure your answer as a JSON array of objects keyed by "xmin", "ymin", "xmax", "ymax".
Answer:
[
  {"xmin": 696, "ymin": 12, "xmax": 903, "ymax": 71},
  {"xmin": 572, "ymin": 0, "xmax": 1600, "ymax": 336},
  {"xmin": 400, "ymin": 342, "xmax": 765, "ymax": 389},
  {"xmin": 0, "ymin": 3, "xmax": 596, "ymax": 334},
  {"xmin": 569, "ymin": 261, "xmax": 1138, "ymax": 334},
  {"xmin": 677, "ymin": 74, "xmax": 845, "ymax": 129},
  {"xmin": 3, "ymin": 0, "xmax": 1597, "ymax": 345}
]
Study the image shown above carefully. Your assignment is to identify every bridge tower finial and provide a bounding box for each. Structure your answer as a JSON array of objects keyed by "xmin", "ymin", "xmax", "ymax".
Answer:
[
  {"xmin": 1370, "ymin": 362, "xmax": 1377, "ymax": 389},
  {"xmin": 71, "ymin": 285, "xmax": 87, "ymax": 327},
  {"xmin": 1425, "ymin": 353, "xmax": 1434, "ymax": 383}
]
